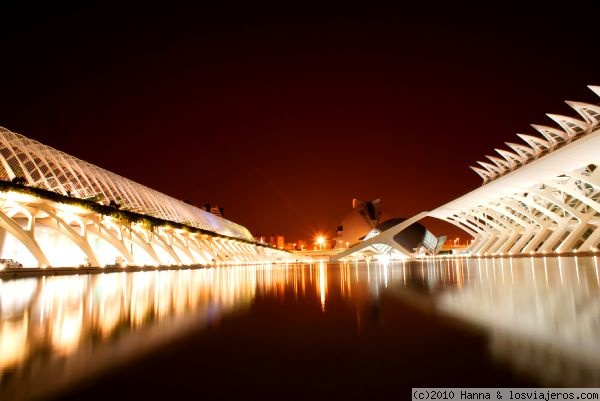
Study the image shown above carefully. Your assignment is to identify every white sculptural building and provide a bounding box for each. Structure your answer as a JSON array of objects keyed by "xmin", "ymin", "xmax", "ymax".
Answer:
[
  {"xmin": 0, "ymin": 127, "xmax": 292, "ymax": 268},
  {"xmin": 336, "ymin": 85, "xmax": 600, "ymax": 260}
]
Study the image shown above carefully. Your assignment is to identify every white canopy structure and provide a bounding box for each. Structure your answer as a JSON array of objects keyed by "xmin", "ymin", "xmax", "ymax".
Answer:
[
  {"xmin": 0, "ymin": 127, "xmax": 297, "ymax": 267},
  {"xmin": 0, "ymin": 127, "xmax": 253, "ymax": 240}
]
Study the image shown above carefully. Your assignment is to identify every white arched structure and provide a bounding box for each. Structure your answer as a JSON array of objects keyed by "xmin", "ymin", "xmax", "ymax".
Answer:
[
  {"xmin": 334, "ymin": 85, "xmax": 600, "ymax": 260},
  {"xmin": 431, "ymin": 85, "xmax": 600, "ymax": 255},
  {"xmin": 0, "ymin": 127, "xmax": 295, "ymax": 267}
]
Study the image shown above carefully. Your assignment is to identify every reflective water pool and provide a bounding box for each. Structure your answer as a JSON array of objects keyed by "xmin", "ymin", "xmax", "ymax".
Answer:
[{"xmin": 0, "ymin": 256, "xmax": 599, "ymax": 400}]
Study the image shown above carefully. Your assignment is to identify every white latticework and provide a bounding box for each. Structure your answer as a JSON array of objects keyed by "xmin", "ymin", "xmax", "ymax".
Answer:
[{"xmin": 0, "ymin": 126, "xmax": 254, "ymax": 241}]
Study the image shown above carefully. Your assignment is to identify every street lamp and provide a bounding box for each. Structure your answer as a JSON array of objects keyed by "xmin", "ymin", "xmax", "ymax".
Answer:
[{"xmin": 316, "ymin": 236, "xmax": 325, "ymax": 250}]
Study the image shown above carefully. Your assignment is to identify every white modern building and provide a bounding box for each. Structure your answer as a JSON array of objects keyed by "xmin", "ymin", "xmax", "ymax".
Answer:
[
  {"xmin": 0, "ymin": 127, "xmax": 294, "ymax": 267},
  {"xmin": 336, "ymin": 85, "xmax": 600, "ymax": 260}
]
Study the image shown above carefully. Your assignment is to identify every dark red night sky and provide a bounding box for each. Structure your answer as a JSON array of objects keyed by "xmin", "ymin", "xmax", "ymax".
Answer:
[{"xmin": 1, "ymin": 3, "xmax": 599, "ymax": 242}]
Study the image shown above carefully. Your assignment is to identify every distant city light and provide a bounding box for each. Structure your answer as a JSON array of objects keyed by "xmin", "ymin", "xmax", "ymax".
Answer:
[{"xmin": 315, "ymin": 235, "xmax": 326, "ymax": 250}]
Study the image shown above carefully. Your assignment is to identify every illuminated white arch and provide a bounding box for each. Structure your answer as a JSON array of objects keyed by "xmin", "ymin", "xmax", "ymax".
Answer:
[
  {"xmin": 426, "ymin": 85, "xmax": 600, "ymax": 255},
  {"xmin": 0, "ymin": 127, "xmax": 254, "ymax": 241}
]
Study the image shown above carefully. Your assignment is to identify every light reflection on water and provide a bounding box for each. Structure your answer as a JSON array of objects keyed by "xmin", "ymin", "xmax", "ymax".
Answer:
[
  {"xmin": 368, "ymin": 256, "xmax": 600, "ymax": 386},
  {"xmin": 0, "ymin": 257, "xmax": 599, "ymax": 399},
  {"xmin": 437, "ymin": 256, "xmax": 600, "ymax": 387},
  {"xmin": 0, "ymin": 267, "xmax": 260, "ymax": 400}
]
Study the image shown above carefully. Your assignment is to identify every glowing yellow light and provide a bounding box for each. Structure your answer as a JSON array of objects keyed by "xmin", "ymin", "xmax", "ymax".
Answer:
[
  {"xmin": 52, "ymin": 312, "xmax": 83, "ymax": 354},
  {"xmin": 2, "ymin": 190, "xmax": 38, "ymax": 203},
  {"xmin": 0, "ymin": 318, "xmax": 29, "ymax": 370},
  {"xmin": 318, "ymin": 262, "xmax": 327, "ymax": 312},
  {"xmin": 55, "ymin": 203, "xmax": 89, "ymax": 215}
]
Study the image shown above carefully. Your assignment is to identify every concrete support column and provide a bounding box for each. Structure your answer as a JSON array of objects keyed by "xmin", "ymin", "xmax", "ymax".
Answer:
[
  {"xmin": 556, "ymin": 216, "xmax": 593, "ymax": 251},
  {"xmin": 194, "ymin": 236, "xmax": 216, "ymax": 262},
  {"xmin": 88, "ymin": 222, "xmax": 134, "ymax": 265},
  {"xmin": 185, "ymin": 236, "xmax": 209, "ymax": 264},
  {"xmin": 200, "ymin": 237, "xmax": 221, "ymax": 261},
  {"xmin": 523, "ymin": 227, "xmax": 553, "ymax": 253},
  {"xmin": 580, "ymin": 224, "xmax": 600, "ymax": 251},
  {"xmin": 150, "ymin": 230, "xmax": 182, "ymax": 265},
  {"xmin": 508, "ymin": 224, "xmax": 539, "ymax": 254},
  {"xmin": 170, "ymin": 233, "xmax": 195, "ymax": 265},
  {"xmin": 497, "ymin": 231, "xmax": 522, "ymax": 254},
  {"xmin": 538, "ymin": 221, "xmax": 573, "ymax": 253},
  {"xmin": 0, "ymin": 227, "xmax": 6, "ymax": 256},
  {"xmin": 130, "ymin": 229, "xmax": 161, "ymax": 265},
  {"xmin": 0, "ymin": 208, "xmax": 50, "ymax": 267}
]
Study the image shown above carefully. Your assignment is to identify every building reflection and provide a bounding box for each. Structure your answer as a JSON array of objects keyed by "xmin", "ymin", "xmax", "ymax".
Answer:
[
  {"xmin": 436, "ymin": 256, "xmax": 600, "ymax": 387},
  {"xmin": 0, "ymin": 264, "xmax": 342, "ymax": 381},
  {"xmin": 0, "ymin": 267, "xmax": 260, "ymax": 401},
  {"xmin": 337, "ymin": 256, "xmax": 600, "ymax": 386},
  {"xmin": 1, "ymin": 257, "xmax": 599, "ymax": 398},
  {"xmin": 359, "ymin": 256, "xmax": 600, "ymax": 386}
]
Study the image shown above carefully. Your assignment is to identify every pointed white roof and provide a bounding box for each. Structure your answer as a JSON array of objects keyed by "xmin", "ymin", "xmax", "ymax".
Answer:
[
  {"xmin": 495, "ymin": 148, "xmax": 523, "ymax": 168},
  {"xmin": 516, "ymin": 134, "xmax": 550, "ymax": 155},
  {"xmin": 565, "ymin": 101, "xmax": 600, "ymax": 127},
  {"xmin": 530, "ymin": 124, "xmax": 569, "ymax": 144},
  {"xmin": 476, "ymin": 160, "xmax": 502, "ymax": 176},
  {"xmin": 505, "ymin": 142, "xmax": 535, "ymax": 160},
  {"xmin": 587, "ymin": 85, "xmax": 600, "ymax": 98},
  {"xmin": 470, "ymin": 166, "xmax": 492, "ymax": 182},
  {"xmin": 486, "ymin": 155, "xmax": 510, "ymax": 172},
  {"xmin": 546, "ymin": 113, "xmax": 589, "ymax": 138}
]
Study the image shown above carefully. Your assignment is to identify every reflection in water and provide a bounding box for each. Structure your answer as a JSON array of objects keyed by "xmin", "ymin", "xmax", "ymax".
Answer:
[
  {"xmin": 437, "ymin": 256, "xmax": 600, "ymax": 387},
  {"xmin": 0, "ymin": 257, "xmax": 599, "ymax": 399},
  {"xmin": 0, "ymin": 267, "xmax": 260, "ymax": 401},
  {"xmin": 351, "ymin": 256, "xmax": 600, "ymax": 387},
  {"xmin": 319, "ymin": 262, "xmax": 327, "ymax": 311},
  {"xmin": 383, "ymin": 256, "xmax": 600, "ymax": 386}
]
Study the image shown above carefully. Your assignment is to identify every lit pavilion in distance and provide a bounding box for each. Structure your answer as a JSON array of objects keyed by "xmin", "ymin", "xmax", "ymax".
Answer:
[
  {"xmin": 0, "ymin": 127, "xmax": 295, "ymax": 268},
  {"xmin": 334, "ymin": 85, "xmax": 600, "ymax": 261}
]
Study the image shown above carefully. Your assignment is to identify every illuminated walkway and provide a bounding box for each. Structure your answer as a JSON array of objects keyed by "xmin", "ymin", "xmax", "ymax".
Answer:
[{"xmin": 0, "ymin": 127, "xmax": 293, "ymax": 267}]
